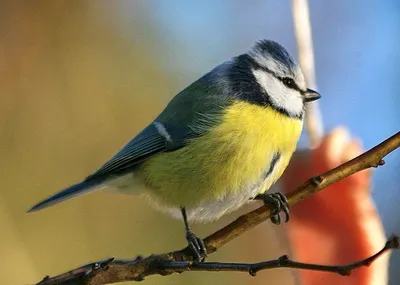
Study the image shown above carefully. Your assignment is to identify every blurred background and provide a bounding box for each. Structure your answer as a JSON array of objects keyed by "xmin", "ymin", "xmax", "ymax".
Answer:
[{"xmin": 0, "ymin": 1, "xmax": 399, "ymax": 284}]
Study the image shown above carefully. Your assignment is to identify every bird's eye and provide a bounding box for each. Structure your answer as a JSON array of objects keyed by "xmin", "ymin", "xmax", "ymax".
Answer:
[{"xmin": 282, "ymin": 77, "xmax": 296, "ymax": 89}]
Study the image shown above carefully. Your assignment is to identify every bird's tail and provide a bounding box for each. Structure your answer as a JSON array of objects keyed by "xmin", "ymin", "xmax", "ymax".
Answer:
[{"xmin": 27, "ymin": 180, "xmax": 103, "ymax": 212}]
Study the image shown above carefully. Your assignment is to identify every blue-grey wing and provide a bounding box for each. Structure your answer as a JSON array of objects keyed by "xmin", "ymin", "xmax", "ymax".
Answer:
[
  {"xmin": 28, "ymin": 60, "xmax": 236, "ymax": 212},
  {"xmin": 85, "ymin": 63, "xmax": 232, "ymax": 182},
  {"xmin": 85, "ymin": 123, "xmax": 173, "ymax": 181}
]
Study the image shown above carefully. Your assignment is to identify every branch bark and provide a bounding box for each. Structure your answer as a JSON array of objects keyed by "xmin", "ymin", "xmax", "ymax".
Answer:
[
  {"xmin": 35, "ymin": 131, "xmax": 400, "ymax": 285},
  {"xmin": 161, "ymin": 236, "xmax": 398, "ymax": 276},
  {"xmin": 292, "ymin": 0, "xmax": 324, "ymax": 146}
]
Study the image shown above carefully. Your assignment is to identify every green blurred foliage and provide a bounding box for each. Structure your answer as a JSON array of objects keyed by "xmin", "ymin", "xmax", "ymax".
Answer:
[{"xmin": 0, "ymin": 2, "xmax": 292, "ymax": 284}]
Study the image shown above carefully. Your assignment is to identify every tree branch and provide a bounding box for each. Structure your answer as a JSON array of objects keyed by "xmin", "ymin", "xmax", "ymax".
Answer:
[
  {"xmin": 292, "ymin": 0, "xmax": 324, "ymax": 146},
  {"xmin": 161, "ymin": 235, "xmax": 399, "ymax": 276},
  {"xmin": 35, "ymin": 131, "xmax": 400, "ymax": 285}
]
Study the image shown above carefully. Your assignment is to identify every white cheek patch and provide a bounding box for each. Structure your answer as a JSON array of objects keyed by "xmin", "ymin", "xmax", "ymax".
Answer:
[{"xmin": 252, "ymin": 69, "xmax": 304, "ymax": 117}]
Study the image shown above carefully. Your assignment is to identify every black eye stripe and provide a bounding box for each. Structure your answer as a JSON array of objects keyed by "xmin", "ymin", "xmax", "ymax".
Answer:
[
  {"xmin": 278, "ymin": 77, "xmax": 302, "ymax": 92},
  {"xmin": 281, "ymin": 77, "xmax": 295, "ymax": 88},
  {"xmin": 250, "ymin": 60, "xmax": 302, "ymax": 92}
]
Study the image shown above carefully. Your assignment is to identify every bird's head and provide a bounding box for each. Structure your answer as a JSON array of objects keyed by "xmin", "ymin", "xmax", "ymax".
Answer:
[{"xmin": 228, "ymin": 40, "xmax": 320, "ymax": 119}]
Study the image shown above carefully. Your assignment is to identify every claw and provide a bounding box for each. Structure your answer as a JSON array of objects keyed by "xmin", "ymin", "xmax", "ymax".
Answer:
[
  {"xmin": 257, "ymin": 192, "xmax": 290, "ymax": 225},
  {"xmin": 181, "ymin": 208, "xmax": 207, "ymax": 261},
  {"xmin": 186, "ymin": 230, "xmax": 207, "ymax": 261}
]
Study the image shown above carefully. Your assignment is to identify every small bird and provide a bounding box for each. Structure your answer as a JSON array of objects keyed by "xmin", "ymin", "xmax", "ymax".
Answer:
[{"xmin": 29, "ymin": 40, "xmax": 320, "ymax": 261}]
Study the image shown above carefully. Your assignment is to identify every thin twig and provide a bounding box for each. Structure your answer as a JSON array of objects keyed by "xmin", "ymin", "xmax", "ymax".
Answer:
[
  {"xmin": 34, "ymin": 131, "xmax": 400, "ymax": 285},
  {"xmin": 292, "ymin": 0, "xmax": 324, "ymax": 146},
  {"xmin": 161, "ymin": 235, "xmax": 399, "ymax": 276}
]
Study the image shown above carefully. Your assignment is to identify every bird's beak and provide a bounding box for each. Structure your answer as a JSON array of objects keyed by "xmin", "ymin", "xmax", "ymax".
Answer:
[{"xmin": 303, "ymin": 88, "xmax": 321, "ymax": 102}]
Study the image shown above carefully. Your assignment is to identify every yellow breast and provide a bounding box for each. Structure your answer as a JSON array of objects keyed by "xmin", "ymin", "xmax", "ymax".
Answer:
[{"xmin": 140, "ymin": 100, "xmax": 303, "ymax": 208}]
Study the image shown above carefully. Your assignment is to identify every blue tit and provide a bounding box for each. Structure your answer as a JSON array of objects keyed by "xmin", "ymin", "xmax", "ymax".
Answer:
[{"xmin": 29, "ymin": 40, "xmax": 320, "ymax": 261}]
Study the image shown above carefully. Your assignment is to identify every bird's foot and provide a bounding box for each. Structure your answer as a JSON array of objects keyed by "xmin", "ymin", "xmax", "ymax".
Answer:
[
  {"xmin": 257, "ymin": 192, "xmax": 290, "ymax": 225},
  {"xmin": 186, "ymin": 230, "xmax": 207, "ymax": 262}
]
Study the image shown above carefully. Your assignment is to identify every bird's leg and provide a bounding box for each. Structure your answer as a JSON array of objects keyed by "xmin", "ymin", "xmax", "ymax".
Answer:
[
  {"xmin": 254, "ymin": 192, "xmax": 290, "ymax": 225},
  {"xmin": 181, "ymin": 208, "xmax": 207, "ymax": 261}
]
